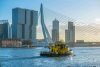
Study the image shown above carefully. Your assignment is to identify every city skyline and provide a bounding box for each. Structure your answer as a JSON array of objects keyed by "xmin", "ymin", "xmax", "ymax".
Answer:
[
  {"xmin": 1, "ymin": 1, "xmax": 100, "ymax": 66},
  {"xmin": 0, "ymin": 0, "xmax": 100, "ymax": 42}
]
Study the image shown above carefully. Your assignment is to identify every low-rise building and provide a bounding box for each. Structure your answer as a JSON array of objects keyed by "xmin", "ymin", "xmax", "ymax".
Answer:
[
  {"xmin": 76, "ymin": 40, "xmax": 84, "ymax": 43},
  {"xmin": 22, "ymin": 40, "xmax": 33, "ymax": 47},
  {"xmin": 1, "ymin": 39, "xmax": 22, "ymax": 47}
]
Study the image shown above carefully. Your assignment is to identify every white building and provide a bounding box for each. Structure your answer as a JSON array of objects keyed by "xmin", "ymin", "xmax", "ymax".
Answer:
[{"xmin": 1, "ymin": 39, "xmax": 22, "ymax": 47}]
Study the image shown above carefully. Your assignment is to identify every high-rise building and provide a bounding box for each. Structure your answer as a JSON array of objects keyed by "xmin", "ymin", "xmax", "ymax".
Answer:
[
  {"xmin": 12, "ymin": 8, "xmax": 38, "ymax": 41},
  {"xmin": 9, "ymin": 24, "xmax": 12, "ymax": 39},
  {"xmin": 0, "ymin": 20, "xmax": 10, "ymax": 39},
  {"xmin": 65, "ymin": 29, "xmax": 69, "ymax": 44},
  {"xmin": 65, "ymin": 22, "xmax": 75, "ymax": 46},
  {"xmin": 52, "ymin": 19, "xmax": 59, "ymax": 42}
]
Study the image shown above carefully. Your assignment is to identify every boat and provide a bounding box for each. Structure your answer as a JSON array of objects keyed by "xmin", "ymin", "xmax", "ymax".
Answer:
[{"xmin": 40, "ymin": 41, "xmax": 73, "ymax": 57}]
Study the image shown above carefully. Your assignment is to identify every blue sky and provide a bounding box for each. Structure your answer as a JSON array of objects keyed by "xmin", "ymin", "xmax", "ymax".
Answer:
[{"xmin": 0, "ymin": 0, "xmax": 100, "ymax": 24}]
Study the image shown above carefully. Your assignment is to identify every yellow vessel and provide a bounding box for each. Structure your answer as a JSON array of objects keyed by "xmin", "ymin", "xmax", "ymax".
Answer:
[{"xmin": 40, "ymin": 41, "xmax": 73, "ymax": 57}]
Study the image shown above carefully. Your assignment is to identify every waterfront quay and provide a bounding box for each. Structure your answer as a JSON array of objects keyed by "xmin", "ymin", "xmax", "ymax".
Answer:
[
  {"xmin": 0, "ymin": 39, "xmax": 33, "ymax": 48},
  {"xmin": 1, "ymin": 38, "xmax": 100, "ymax": 48}
]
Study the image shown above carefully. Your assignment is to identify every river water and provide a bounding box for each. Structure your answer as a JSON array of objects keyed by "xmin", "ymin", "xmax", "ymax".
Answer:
[{"xmin": 0, "ymin": 47, "xmax": 100, "ymax": 67}]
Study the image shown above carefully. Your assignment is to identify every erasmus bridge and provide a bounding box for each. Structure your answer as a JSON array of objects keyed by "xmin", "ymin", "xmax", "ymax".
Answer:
[
  {"xmin": 39, "ymin": 4, "xmax": 53, "ymax": 44},
  {"xmin": 35, "ymin": 3, "xmax": 53, "ymax": 44},
  {"xmin": 36, "ymin": 3, "xmax": 100, "ymax": 45}
]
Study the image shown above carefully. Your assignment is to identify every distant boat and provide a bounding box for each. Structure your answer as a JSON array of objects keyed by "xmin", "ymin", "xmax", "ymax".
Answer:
[{"xmin": 40, "ymin": 41, "xmax": 73, "ymax": 57}]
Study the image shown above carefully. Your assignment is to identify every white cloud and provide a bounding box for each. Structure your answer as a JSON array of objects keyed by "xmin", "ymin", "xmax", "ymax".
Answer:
[
  {"xmin": 95, "ymin": 18, "xmax": 100, "ymax": 22},
  {"xmin": 91, "ymin": 18, "xmax": 100, "ymax": 24}
]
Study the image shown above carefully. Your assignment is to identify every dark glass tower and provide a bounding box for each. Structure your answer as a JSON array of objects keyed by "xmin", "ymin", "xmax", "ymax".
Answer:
[
  {"xmin": 12, "ymin": 8, "xmax": 38, "ymax": 41},
  {"xmin": 0, "ymin": 20, "xmax": 9, "ymax": 39}
]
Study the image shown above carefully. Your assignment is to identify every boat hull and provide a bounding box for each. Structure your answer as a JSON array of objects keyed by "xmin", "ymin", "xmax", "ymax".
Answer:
[{"xmin": 40, "ymin": 52, "xmax": 72, "ymax": 57}]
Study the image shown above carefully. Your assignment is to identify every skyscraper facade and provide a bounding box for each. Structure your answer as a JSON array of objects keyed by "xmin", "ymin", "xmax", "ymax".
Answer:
[
  {"xmin": 52, "ymin": 19, "xmax": 59, "ymax": 42},
  {"xmin": 65, "ymin": 22, "xmax": 75, "ymax": 46},
  {"xmin": 12, "ymin": 8, "xmax": 38, "ymax": 41},
  {"xmin": 0, "ymin": 20, "xmax": 10, "ymax": 39}
]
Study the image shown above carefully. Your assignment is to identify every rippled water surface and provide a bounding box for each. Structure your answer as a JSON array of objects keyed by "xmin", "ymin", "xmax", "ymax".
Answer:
[{"xmin": 0, "ymin": 47, "xmax": 100, "ymax": 67}]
